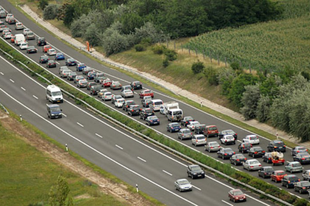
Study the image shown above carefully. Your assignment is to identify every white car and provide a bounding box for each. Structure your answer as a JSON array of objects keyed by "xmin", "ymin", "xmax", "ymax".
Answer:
[
  {"xmin": 102, "ymin": 92, "xmax": 112, "ymax": 101},
  {"xmin": 15, "ymin": 22, "xmax": 24, "ymax": 30},
  {"xmin": 121, "ymin": 89, "xmax": 134, "ymax": 98},
  {"xmin": 3, "ymin": 32, "xmax": 12, "ymax": 39},
  {"xmin": 174, "ymin": 179, "xmax": 192, "ymax": 192},
  {"xmin": 220, "ymin": 135, "xmax": 236, "ymax": 145},
  {"xmin": 243, "ymin": 134, "xmax": 260, "ymax": 145},
  {"xmin": 191, "ymin": 134, "xmax": 207, "ymax": 146},
  {"xmin": 243, "ymin": 159, "xmax": 262, "ymax": 171},
  {"xmin": 19, "ymin": 42, "xmax": 28, "ymax": 50},
  {"xmin": 5, "ymin": 13, "xmax": 14, "ymax": 22},
  {"xmin": 114, "ymin": 98, "xmax": 125, "ymax": 108},
  {"xmin": 187, "ymin": 121, "xmax": 200, "ymax": 131},
  {"xmin": 47, "ymin": 48, "xmax": 57, "ymax": 56},
  {"xmin": 23, "ymin": 28, "xmax": 30, "ymax": 36}
]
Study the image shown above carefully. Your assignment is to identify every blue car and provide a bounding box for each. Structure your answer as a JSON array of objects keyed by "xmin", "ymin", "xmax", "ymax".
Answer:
[
  {"xmin": 87, "ymin": 71, "xmax": 96, "ymax": 80},
  {"xmin": 76, "ymin": 63, "xmax": 86, "ymax": 71},
  {"xmin": 55, "ymin": 52, "xmax": 65, "ymax": 60},
  {"xmin": 167, "ymin": 123, "xmax": 181, "ymax": 133},
  {"xmin": 146, "ymin": 116, "xmax": 160, "ymax": 126}
]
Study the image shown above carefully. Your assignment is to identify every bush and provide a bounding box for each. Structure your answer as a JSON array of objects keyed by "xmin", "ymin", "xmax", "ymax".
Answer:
[
  {"xmin": 218, "ymin": 68, "xmax": 236, "ymax": 95},
  {"xmin": 84, "ymin": 23, "xmax": 101, "ymax": 46},
  {"xmin": 256, "ymin": 95, "xmax": 271, "ymax": 122},
  {"xmin": 38, "ymin": 0, "xmax": 48, "ymax": 11},
  {"xmin": 164, "ymin": 49, "xmax": 177, "ymax": 61},
  {"xmin": 134, "ymin": 44, "xmax": 144, "ymax": 52},
  {"xmin": 204, "ymin": 66, "xmax": 219, "ymax": 85},
  {"xmin": 163, "ymin": 58, "xmax": 169, "ymax": 67},
  {"xmin": 192, "ymin": 61, "xmax": 204, "ymax": 74},
  {"xmin": 140, "ymin": 38, "xmax": 152, "ymax": 46},
  {"xmin": 43, "ymin": 4, "xmax": 59, "ymax": 20},
  {"xmin": 70, "ymin": 14, "xmax": 91, "ymax": 38},
  {"xmin": 134, "ymin": 22, "xmax": 168, "ymax": 44},
  {"xmin": 240, "ymin": 84, "xmax": 260, "ymax": 120},
  {"xmin": 152, "ymin": 45, "xmax": 166, "ymax": 55}
]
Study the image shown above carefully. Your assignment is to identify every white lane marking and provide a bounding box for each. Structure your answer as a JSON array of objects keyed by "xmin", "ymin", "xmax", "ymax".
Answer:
[
  {"xmin": 76, "ymin": 122, "xmax": 84, "ymax": 127},
  {"xmin": 62, "ymin": 113, "xmax": 67, "ymax": 117},
  {"xmin": 137, "ymin": 157, "xmax": 146, "ymax": 162},
  {"xmin": 56, "ymin": 61, "xmax": 60, "ymax": 65},
  {"xmin": 222, "ymin": 200, "xmax": 233, "ymax": 206},
  {"xmin": 115, "ymin": 144, "xmax": 123, "ymax": 150},
  {"xmin": 21, "ymin": 87, "xmax": 26, "ymax": 91},
  {"xmin": 237, "ymin": 140, "xmax": 242, "ymax": 143},
  {"xmin": 0, "ymin": 72, "xmax": 4, "ymax": 75},
  {"xmin": 0, "ymin": 88, "xmax": 198, "ymax": 206},
  {"xmin": 95, "ymin": 133, "xmax": 102, "ymax": 138},
  {"xmin": 10, "ymin": 79, "xmax": 14, "ymax": 83},
  {"xmin": 32, "ymin": 95, "xmax": 38, "ymax": 99},
  {"xmin": 162, "ymin": 170, "xmax": 172, "ymax": 176},
  {"xmin": 0, "ymin": 48, "xmax": 275, "ymax": 205},
  {"xmin": 192, "ymin": 185, "xmax": 201, "ymax": 191}
]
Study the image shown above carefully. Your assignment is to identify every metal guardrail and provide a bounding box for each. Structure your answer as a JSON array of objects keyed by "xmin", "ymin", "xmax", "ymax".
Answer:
[
  {"xmin": 0, "ymin": 103, "xmax": 9, "ymax": 114},
  {"xmin": 0, "ymin": 42, "xmax": 294, "ymax": 206}
]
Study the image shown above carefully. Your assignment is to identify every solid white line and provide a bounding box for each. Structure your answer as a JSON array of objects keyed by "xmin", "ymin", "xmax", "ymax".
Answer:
[
  {"xmin": 162, "ymin": 170, "xmax": 173, "ymax": 176},
  {"xmin": 237, "ymin": 140, "xmax": 242, "ymax": 143},
  {"xmin": 0, "ymin": 72, "xmax": 4, "ymax": 75},
  {"xmin": 115, "ymin": 144, "xmax": 123, "ymax": 150},
  {"xmin": 221, "ymin": 200, "xmax": 233, "ymax": 206},
  {"xmin": 137, "ymin": 157, "xmax": 146, "ymax": 162},
  {"xmin": 76, "ymin": 122, "xmax": 84, "ymax": 127},
  {"xmin": 10, "ymin": 79, "xmax": 14, "ymax": 83},
  {"xmin": 192, "ymin": 185, "xmax": 201, "ymax": 191},
  {"xmin": 0, "ymin": 87, "xmax": 198, "ymax": 206},
  {"xmin": 32, "ymin": 95, "xmax": 38, "ymax": 99},
  {"xmin": 62, "ymin": 113, "xmax": 67, "ymax": 117},
  {"xmin": 21, "ymin": 87, "xmax": 26, "ymax": 91},
  {"xmin": 56, "ymin": 61, "xmax": 60, "ymax": 65},
  {"xmin": 0, "ymin": 54, "xmax": 277, "ymax": 205},
  {"xmin": 95, "ymin": 133, "xmax": 102, "ymax": 138}
]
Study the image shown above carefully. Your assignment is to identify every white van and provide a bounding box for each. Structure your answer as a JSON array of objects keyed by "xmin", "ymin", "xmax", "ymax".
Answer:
[
  {"xmin": 14, "ymin": 34, "xmax": 25, "ymax": 45},
  {"xmin": 149, "ymin": 99, "xmax": 163, "ymax": 112},
  {"xmin": 167, "ymin": 108, "xmax": 183, "ymax": 122},
  {"xmin": 46, "ymin": 85, "xmax": 63, "ymax": 103}
]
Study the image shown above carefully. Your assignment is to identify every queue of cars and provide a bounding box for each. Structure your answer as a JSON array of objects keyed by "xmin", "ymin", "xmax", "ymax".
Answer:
[{"xmin": 2, "ymin": 6, "xmax": 310, "ymax": 200}]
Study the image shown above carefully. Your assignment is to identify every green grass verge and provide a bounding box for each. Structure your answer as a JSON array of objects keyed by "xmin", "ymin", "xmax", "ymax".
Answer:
[
  {"xmin": 0, "ymin": 36, "xmax": 307, "ymax": 205},
  {"xmin": 0, "ymin": 112, "xmax": 132, "ymax": 206}
]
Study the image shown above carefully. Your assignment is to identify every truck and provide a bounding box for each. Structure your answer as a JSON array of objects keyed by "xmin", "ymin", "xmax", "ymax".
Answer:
[{"xmin": 162, "ymin": 101, "xmax": 179, "ymax": 116}]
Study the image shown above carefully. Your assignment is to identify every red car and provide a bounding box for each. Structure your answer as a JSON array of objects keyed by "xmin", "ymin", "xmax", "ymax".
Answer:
[
  {"xmin": 139, "ymin": 89, "xmax": 154, "ymax": 99},
  {"xmin": 228, "ymin": 189, "xmax": 246, "ymax": 202},
  {"xmin": 203, "ymin": 125, "xmax": 219, "ymax": 138},
  {"xmin": 10, "ymin": 35, "xmax": 15, "ymax": 43},
  {"xmin": 43, "ymin": 45, "xmax": 52, "ymax": 53},
  {"xmin": 271, "ymin": 170, "xmax": 287, "ymax": 182},
  {"xmin": 102, "ymin": 78, "xmax": 112, "ymax": 87}
]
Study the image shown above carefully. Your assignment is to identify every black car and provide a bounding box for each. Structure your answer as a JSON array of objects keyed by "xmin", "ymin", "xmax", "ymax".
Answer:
[
  {"xmin": 167, "ymin": 123, "xmax": 181, "ymax": 133},
  {"xmin": 187, "ymin": 165, "xmax": 205, "ymax": 179},
  {"xmin": 145, "ymin": 116, "xmax": 160, "ymax": 126},
  {"xmin": 181, "ymin": 116, "xmax": 195, "ymax": 126},
  {"xmin": 194, "ymin": 124, "xmax": 206, "ymax": 134},
  {"xmin": 177, "ymin": 128, "xmax": 193, "ymax": 140},
  {"xmin": 46, "ymin": 60, "xmax": 56, "ymax": 68},
  {"xmin": 66, "ymin": 58, "xmax": 77, "ymax": 66},
  {"xmin": 291, "ymin": 146, "xmax": 308, "ymax": 156},
  {"xmin": 230, "ymin": 154, "xmax": 247, "ymax": 166},
  {"xmin": 130, "ymin": 81, "xmax": 142, "ymax": 90},
  {"xmin": 90, "ymin": 85, "xmax": 102, "ymax": 95},
  {"xmin": 248, "ymin": 146, "xmax": 265, "ymax": 158},
  {"xmin": 39, "ymin": 55, "xmax": 49, "ymax": 64},
  {"xmin": 128, "ymin": 105, "xmax": 140, "ymax": 116},
  {"xmin": 267, "ymin": 140, "xmax": 286, "ymax": 152},
  {"xmin": 294, "ymin": 181, "xmax": 310, "ymax": 194},
  {"xmin": 26, "ymin": 46, "xmax": 37, "ymax": 53},
  {"xmin": 262, "ymin": 152, "xmax": 273, "ymax": 163},
  {"xmin": 139, "ymin": 108, "xmax": 154, "ymax": 120},
  {"xmin": 238, "ymin": 142, "xmax": 252, "ymax": 153},
  {"xmin": 122, "ymin": 100, "xmax": 136, "ymax": 112},
  {"xmin": 37, "ymin": 37, "xmax": 46, "ymax": 46},
  {"xmin": 67, "ymin": 72, "xmax": 77, "ymax": 81},
  {"xmin": 258, "ymin": 166, "xmax": 274, "ymax": 178},
  {"xmin": 219, "ymin": 129, "xmax": 238, "ymax": 140},
  {"xmin": 282, "ymin": 175, "xmax": 300, "ymax": 188},
  {"xmin": 293, "ymin": 152, "xmax": 310, "ymax": 164},
  {"xmin": 217, "ymin": 148, "xmax": 235, "ymax": 160}
]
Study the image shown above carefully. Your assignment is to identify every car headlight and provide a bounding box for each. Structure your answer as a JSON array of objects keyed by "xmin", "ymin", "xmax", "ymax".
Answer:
[
  {"xmin": 59, "ymin": 113, "xmax": 62, "ymax": 115},
  {"xmin": 51, "ymin": 114, "xmax": 55, "ymax": 116}
]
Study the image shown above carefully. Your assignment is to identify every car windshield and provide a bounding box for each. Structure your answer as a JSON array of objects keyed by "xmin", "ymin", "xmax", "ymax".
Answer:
[
  {"xmin": 191, "ymin": 166, "xmax": 202, "ymax": 172},
  {"xmin": 197, "ymin": 136, "xmax": 205, "ymax": 140},
  {"xmin": 288, "ymin": 176, "xmax": 299, "ymax": 181},
  {"xmin": 105, "ymin": 93, "xmax": 112, "ymax": 96},
  {"xmin": 254, "ymin": 147, "xmax": 262, "ymax": 151},
  {"xmin": 115, "ymin": 95, "xmax": 122, "ymax": 99},
  {"xmin": 292, "ymin": 163, "xmax": 301, "ymax": 167},
  {"xmin": 301, "ymin": 182, "xmax": 310, "ymax": 186},
  {"xmin": 50, "ymin": 107, "xmax": 61, "ymax": 112},
  {"xmin": 182, "ymin": 130, "xmax": 191, "ymax": 134},
  {"xmin": 178, "ymin": 180, "xmax": 189, "ymax": 185},
  {"xmin": 235, "ymin": 154, "xmax": 244, "ymax": 158},
  {"xmin": 209, "ymin": 126, "xmax": 217, "ymax": 131},
  {"xmin": 226, "ymin": 136, "xmax": 234, "ymax": 140},
  {"xmin": 300, "ymin": 153, "xmax": 309, "ymax": 157},
  {"xmin": 297, "ymin": 147, "xmax": 306, "ymax": 151},
  {"xmin": 224, "ymin": 149, "xmax": 233, "ymax": 153},
  {"xmin": 209, "ymin": 142, "xmax": 219, "ymax": 146},
  {"xmin": 264, "ymin": 167, "xmax": 273, "ymax": 172},
  {"xmin": 233, "ymin": 190, "xmax": 243, "ymax": 195},
  {"xmin": 250, "ymin": 160, "xmax": 259, "ymax": 164},
  {"xmin": 149, "ymin": 116, "xmax": 158, "ymax": 120},
  {"xmin": 277, "ymin": 172, "xmax": 285, "ymax": 175},
  {"xmin": 154, "ymin": 102, "xmax": 162, "ymax": 105},
  {"xmin": 173, "ymin": 111, "xmax": 183, "ymax": 115},
  {"xmin": 225, "ymin": 130, "xmax": 234, "ymax": 135},
  {"xmin": 250, "ymin": 136, "xmax": 258, "ymax": 140},
  {"xmin": 274, "ymin": 142, "xmax": 284, "ymax": 146},
  {"xmin": 171, "ymin": 123, "xmax": 180, "ymax": 127},
  {"xmin": 117, "ymin": 99, "xmax": 124, "ymax": 103},
  {"xmin": 52, "ymin": 91, "xmax": 61, "ymax": 96}
]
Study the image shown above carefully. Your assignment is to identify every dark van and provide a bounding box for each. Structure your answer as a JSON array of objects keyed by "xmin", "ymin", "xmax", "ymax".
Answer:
[{"xmin": 47, "ymin": 104, "xmax": 62, "ymax": 119}]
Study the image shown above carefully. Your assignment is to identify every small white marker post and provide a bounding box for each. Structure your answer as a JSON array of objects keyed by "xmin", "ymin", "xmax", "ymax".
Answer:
[
  {"xmin": 19, "ymin": 114, "xmax": 22, "ymax": 121},
  {"xmin": 65, "ymin": 144, "xmax": 68, "ymax": 152},
  {"xmin": 200, "ymin": 101, "xmax": 203, "ymax": 107},
  {"xmin": 276, "ymin": 131, "xmax": 278, "ymax": 140},
  {"xmin": 136, "ymin": 184, "xmax": 139, "ymax": 192}
]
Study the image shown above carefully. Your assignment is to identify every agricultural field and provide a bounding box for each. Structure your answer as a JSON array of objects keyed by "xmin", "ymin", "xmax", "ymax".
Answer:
[{"xmin": 185, "ymin": 0, "xmax": 310, "ymax": 72}]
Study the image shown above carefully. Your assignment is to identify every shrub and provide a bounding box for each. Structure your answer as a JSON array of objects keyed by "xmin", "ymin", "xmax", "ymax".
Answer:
[
  {"xmin": 70, "ymin": 14, "xmax": 91, "ymax": 38},
  {"xmin": 134, "ymin": 44, "xmax": 144, "ymax": 52},
  {"xmin": 256, "ymin": 95, "xmax": 271, "ymax": 123},
  {"xmin": 204, "ymin": 66, "xmax": 219, "ymax": 85},
  {"xmin": 38, "ymin": 0, "xmax": 48, "ymax": 11},
  {"xmin": 163, "ymin": 58, "xmax": 169, "ymax": 67},
  {"xmin": 134, "ymin": 22, "xmax": 168, "ymax": 44},
  {"xmin": 192, "ymin": 61, "xmax": 204, "ymax": 74},
  {"xmin": 240, "ymin": 84, "xmax": 260, "ymax": 120},
  {"xmin": 43, "ymin": 4, "xmax": 59, "ymax": 20},
  {"xmin": 164, "ymin": 49, "xmax": 177, "ymax": 61},
  {"xmin": 152, "ymin": 45, "xmax": 166, "ymax": 55},
  {"xmin": 140, "ymin": 38, "xmax": 152, "ymax": 46},
  {"xmin": 84, "ymin": 23, "xmax": 101, "ymax": 46}
]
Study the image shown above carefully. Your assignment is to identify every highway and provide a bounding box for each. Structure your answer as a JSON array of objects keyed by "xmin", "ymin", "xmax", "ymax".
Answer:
[
  {"xmin": 1, "ymin": 0, "xmax": 308, "ymax": 200},
  {"xmin": 0, "ymin": 54, "xmax": 272, "ymax": 206}
]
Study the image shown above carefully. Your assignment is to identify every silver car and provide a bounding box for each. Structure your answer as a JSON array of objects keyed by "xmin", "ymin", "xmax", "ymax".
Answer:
[
  {"xmin": 177, "ymin": 128, "xmax": 193, "ymax": 140},
  {"xmin": 114, "ymin": 98, "xmax": 125, "ymax": 108},
  {"xmin": 102, "ymin": 92, "xmax": 112, "ymax": 101},
  {"xmin": 243, "ymin": 159, "xmax": 262, "ymax": 171},
  {"xmin": 220, "ymin": 135, "xmax": 236, "ymax": 145},
  {"xmin": 174, "ymin": 179, "xmax": 192, "ymax": 192},
  {"xmin": 121, "ymin": 89, "xmax": 134, "ymax": 98},
  {"xmin": 187, "ymin": 121, "xmax": 200, "ymax": 131},
  {"xmin": 205, "ymin": 141, "xmax": 221, "ymax": 152},
  {"xmin": 15, "ymin": 22, "xmax": 24, "ymax": 30},
  {"xmin": 191, "ymin": 134, "xmax": 207, "ymax": 146}
]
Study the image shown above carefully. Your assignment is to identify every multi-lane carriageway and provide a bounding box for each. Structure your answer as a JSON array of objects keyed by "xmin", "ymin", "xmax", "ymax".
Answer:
[{"xmin": 0, "ymin": 0, "xmax": 306, "ymax": 204}]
